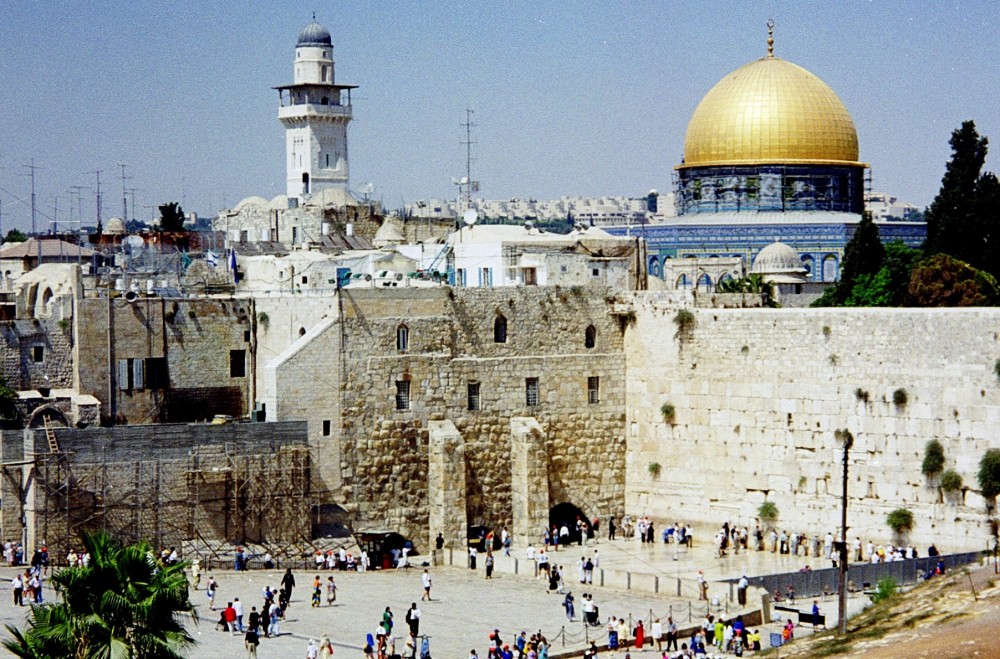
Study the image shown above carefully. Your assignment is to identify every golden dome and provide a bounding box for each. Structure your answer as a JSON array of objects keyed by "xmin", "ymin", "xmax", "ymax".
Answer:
[{"xmin": 680, "ymin": 56, "xmax": 861, "ymax": 168}]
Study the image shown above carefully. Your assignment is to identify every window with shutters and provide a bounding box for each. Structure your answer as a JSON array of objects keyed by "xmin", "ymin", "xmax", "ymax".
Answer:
[
  {"xmin": 467, "ymin": 382, "xmax": 481, "ymax": 411},
  {"xmin": 117, "ymin": 358, "xmax": 145, "ymax": 391},
  {"xmin": 587, "ymin": 376, "xmax": 600, "ymax": 404}
]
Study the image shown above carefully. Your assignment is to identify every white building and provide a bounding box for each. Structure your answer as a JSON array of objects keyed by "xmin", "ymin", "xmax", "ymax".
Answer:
[{"xmin": 447, "ymin": 224, "xmax": 643, "ymax": 289}]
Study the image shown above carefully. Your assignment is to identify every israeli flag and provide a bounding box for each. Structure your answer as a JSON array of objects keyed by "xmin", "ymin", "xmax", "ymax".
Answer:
[
  {"xmin": 230, "ymin": 249, "xmax": 240, "ymax": 284},
  {"xmin": 205, "ymin": 250, "xmax": 219, "ymax": 268}
]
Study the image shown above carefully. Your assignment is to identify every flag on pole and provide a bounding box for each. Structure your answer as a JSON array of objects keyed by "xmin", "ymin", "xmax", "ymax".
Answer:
[
  {"xmin": 229, "ymin": 248, "xmax": 240, "ymax": 284},
  {"xmin": 205, "ymin": 250, "xmax": 218, "ymax": 268}
]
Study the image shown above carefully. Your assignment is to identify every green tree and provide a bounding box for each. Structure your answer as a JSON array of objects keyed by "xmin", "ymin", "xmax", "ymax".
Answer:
[
  {"xmin": 3, "ymin": 229, "xmax": 28, "ymax": 244},
  {"xmin": 0, "ymin": 376, "xmax": 18, "ymax": 421},
  {"xmin": 837, "ymin": 211, "xmax": 885, "ymax": 303},
  {"xmin": 906, "ymin": 253, "xmax": 999, "ymax": 306},
  {"xmin": 886, "ymin": 508, "xmax": 914, "ymax": 535},
  {"xmin": 978, "ymin": 448, "xmax": 1000, "ymax": 501},
  {"xmin": 3, "ymin": 531, "xmax": 197, "ymax": 659},
  {"xmin": 157, "ymin": 202, "xmax": 186, "ymax": 232},
  {"xmin": 924, "ymin": 121, "xmax": 1000, "ymax": 278},
  {"xmin": 716, "ymin": 273, "xmax": 778, "ymax": 307}
]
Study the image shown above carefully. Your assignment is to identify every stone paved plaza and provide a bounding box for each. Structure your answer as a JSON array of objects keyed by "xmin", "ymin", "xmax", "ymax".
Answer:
[{"xmin": 0, "ymin": 529, "xmax": 874, "ymax": 658}]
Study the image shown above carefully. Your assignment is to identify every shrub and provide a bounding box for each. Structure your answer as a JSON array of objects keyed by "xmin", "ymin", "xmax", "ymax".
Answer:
[
  {"xmin": 758, "ymin": 501, "xmax": 779, "ymax": 525},
  {"xmin": 257, "ymin": 311, "xmax": 270, "ymax": 330},
  {"xmin": 648, "ymin": 462, "xmax": 662, "ymax": 477},
  {"xmin": 822, "ymin": 325, "xmax": 831, "ymax": 338},
  {"xmin": 828, "ymin": 354, "xmax": 839, "ymax": 366},
  {"xmin": 660, "ymin": 402, "xmax": 676, "ymax": 426},
  {"xmin": 892, "ymin": 388, "xmax": 908, "ymax": 407},
  {"xmin": 978, "ymin": 448, "xmax": 1000, "ymax": 500},
  {"xmin": 871, "ymin": 576, "xmax": 898, "ymax": 603},
  {"xmin": 886, "ymin": 508, "xmax": 914, "ymax": 535},
  {"xmin": 940, "ymin": 469, "xmax": 963, "ymax": 492},
  {"xmin": 855, "ymin": 388, "xmax": 870, "ymax": 403},
  {"xmin": 921, "ymin": 439, "xmax": 946, "ymax": 478}
]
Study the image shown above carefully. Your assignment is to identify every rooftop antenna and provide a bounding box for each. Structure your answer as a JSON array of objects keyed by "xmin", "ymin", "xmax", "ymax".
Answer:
[
  {"xmin": 23, "ymin": 159, "xmax": 41, "ymax": 264},
  {"xmin": 766, "ymin": 19, "xmax": 775, "ymax": 57},
  {"xmin": 86, "ymin": 170, "xmax": 103, "ymax": 233},
  {"xmin": 459, "ymin": 108, "xmax": 479, "ymax": 212}
]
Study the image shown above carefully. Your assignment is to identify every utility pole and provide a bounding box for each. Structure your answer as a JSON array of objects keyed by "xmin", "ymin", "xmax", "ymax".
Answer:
[
  {"xmin": 459, "ymin": 108, "xmax": 479, "ymax": 211},
  {"xmin": 23, "ymin": 159, "xmax": 41, "ymax": 264},
  {"xmin": 118, "ymin": 163, "xmax": 130, "ymax": 223},
  {"xmin": 49, "ymin": 196, "xmax": 59, "ymax": 234},
  {"xmin": 127, "ymin": 188, "xmax": 143, "ymax": 227}
]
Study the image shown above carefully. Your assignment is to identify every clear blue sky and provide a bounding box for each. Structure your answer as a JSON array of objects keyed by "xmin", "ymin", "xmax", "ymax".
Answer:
[{"xmin": 0, "ymin": 0, "xmax": 996, "ymax": 229}]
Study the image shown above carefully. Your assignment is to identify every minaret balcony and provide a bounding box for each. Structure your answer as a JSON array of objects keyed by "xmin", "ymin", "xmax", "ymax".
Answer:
[{"xmin": 278, "ymin": 103, "xmax": 352, "ymax": 120}]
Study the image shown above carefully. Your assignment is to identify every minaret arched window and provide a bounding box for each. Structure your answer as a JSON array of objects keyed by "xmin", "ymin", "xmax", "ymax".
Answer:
[
  {"xmin": 584, "ymin": 325, "xmax": 596, "ymax": 349},
  {"xmin": 396, "ymin": 324, "xmax": 409, "ymax": 351},
  {"xmin": 493, "ymin": 315, "xmax": 507, "ymax": 344},
  {"xmin": 321, "ymin": 65, "xmax": 328, "ymax": 82}
]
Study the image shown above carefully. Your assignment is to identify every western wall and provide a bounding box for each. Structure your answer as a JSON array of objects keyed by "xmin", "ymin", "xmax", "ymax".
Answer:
[{"xmin": 623, "ymin": 292, "xmax": 1000, "ymax": 552}]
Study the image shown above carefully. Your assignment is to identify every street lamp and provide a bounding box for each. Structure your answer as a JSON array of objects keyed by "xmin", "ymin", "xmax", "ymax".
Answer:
[{"xmin": 834, "ymin": 428, "xmax": 854, "ymax": 635}]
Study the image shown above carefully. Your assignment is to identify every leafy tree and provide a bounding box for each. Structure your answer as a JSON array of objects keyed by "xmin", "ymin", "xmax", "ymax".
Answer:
[
  {"xmin": 837, "ymin": 211, "xmax": 885, "ymax": 302},
  {"xmin": 921, "ymin": 439, "xmax": 946, "ymax": 478},
  {"xmin": 3, "ymin": 531, "xmax": 197, "ymax": 659},
  {"xmin": 158, "ymin": 202, "xmax": 186, "ymax": 232},
  {"xmin": 978, "ymin": 448, "xmax": 1000, "ymax": 501},
  {"xmin": 924, "ymin": 120, "xmax": 1000, "ymax": 279},
  {"xmin": 0, "ymin": 376, "xmax": 18, "ymax": 421},
  {"xmin": 906, "ymin": 253, "xmax": 999, "ymax": 306},
  {"xmin": 3, "ymin": 229, "xmax": 28, "ymax": 243}
]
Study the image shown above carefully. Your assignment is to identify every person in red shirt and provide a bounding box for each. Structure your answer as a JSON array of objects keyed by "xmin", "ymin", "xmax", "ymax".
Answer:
[{"xmin": 223, "ymin": 602, "xmax": 238, "ymax": 635}]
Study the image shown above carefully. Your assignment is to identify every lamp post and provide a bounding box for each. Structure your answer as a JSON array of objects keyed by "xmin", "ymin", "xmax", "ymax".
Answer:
[{"xmin": 835, "ymin": 428, "xmax": 854, "ymax": 635}]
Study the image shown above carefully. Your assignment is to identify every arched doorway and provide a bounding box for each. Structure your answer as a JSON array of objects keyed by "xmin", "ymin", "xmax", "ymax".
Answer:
[{"xmin": 549, "ymin": 502, "xmax": 592, "ymax": 544}]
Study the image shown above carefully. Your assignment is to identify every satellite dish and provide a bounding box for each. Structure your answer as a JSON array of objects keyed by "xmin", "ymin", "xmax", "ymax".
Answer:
[
  {"xmin": 359, "ymin": 182, "xmax": 375, "ymax": 196},
  {"xmin": 524, "ymin": 220, "xmax": 534, "ymax": 230},
  {"xmin": 123, "ymin": 235, "xmax": 145, "ymax": 251},
  {"xmin": 462, "ymin": 209, "xmax": 478, "ymax": 226}
]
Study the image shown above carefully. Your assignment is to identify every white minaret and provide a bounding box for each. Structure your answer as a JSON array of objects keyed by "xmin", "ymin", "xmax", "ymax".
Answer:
[{"xmin": 276, "ymin": 18, "xmax": 357, "ymax": 200}]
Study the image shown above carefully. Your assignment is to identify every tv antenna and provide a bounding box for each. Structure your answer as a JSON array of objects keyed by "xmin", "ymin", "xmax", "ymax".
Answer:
[{"xmin": 457, "ymin": 108, "xmax": 479, "ymax": 213}]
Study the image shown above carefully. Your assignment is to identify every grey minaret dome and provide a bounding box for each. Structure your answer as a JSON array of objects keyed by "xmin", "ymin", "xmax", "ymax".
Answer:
[{"xmin": 297, "ymin": 21, "xmax": 332, "ymax": 47}]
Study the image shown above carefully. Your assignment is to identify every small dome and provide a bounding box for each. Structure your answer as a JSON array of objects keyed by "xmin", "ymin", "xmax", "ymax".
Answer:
[
  {"xmin": 104, "ymin": 217, "xmax": 127, "ymax": 235},
  {"xmin": 297, "ymin": 21, "xmax": 332, "ymax": 47},
  {"xmin": 751, "ymin": 241, "xmax": 808, "ymax": 282}
]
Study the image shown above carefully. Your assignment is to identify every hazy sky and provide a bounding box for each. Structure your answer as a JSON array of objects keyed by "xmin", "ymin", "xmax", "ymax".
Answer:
[{"xmin": 1, "ymin": 1, "xmax": 996, "ymax": 230}]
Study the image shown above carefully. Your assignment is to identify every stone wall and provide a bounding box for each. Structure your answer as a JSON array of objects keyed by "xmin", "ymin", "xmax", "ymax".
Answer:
[
  {"xmin": 0, "ymin": 319, "xmax": 74, "ymax": 391},
  {"xmin": 75, "ymin": 297, "xmax": 253, "ymax": 424},
  {"xmin": 2, "ymin": 421, "xmax": 309, "ymax": 560},
  {"xmin": 268, "ymin": 285, "xmax": 629, "ymax": 549},
  {"xmin": 624, "ymin": 294, "xmax": 1000, "ymax": 552}
]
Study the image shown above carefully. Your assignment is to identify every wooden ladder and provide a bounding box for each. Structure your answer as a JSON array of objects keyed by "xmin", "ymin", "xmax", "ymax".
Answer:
[{"xmin": 43, "ymin": 416, "xmax": 60, "ymax": 454}]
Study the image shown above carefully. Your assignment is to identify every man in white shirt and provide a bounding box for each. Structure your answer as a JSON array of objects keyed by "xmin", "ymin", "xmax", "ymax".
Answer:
[{"xmin": 421, "ymin": 569, "xmax": 432, "ymax": 601}]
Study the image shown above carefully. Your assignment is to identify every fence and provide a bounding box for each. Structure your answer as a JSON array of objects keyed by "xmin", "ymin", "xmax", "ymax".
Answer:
[{"xmin": 742, "ymin": 551, "xmax": 981, "ymax": 601}]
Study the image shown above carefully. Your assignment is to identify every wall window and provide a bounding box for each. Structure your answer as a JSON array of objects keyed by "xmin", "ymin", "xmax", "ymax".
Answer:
[
  {"xmin": 584, "ymin": 325, "xmax": 597, "ymax": 349},
  {"xmin": 479, "ymin": 267, "xmax": 493, "ymax": 287},
  {"xmin": 144, "ymin": 357, "xmax": 168, "ymax": 389},
  {"xmin": 525, "ymin": 377, "xmax": 539, "ymax": 407},
  {"xmin": 456, "ymin": 269, "xmax": 466, "ymax": 287},
  {"xmin": 396, "ymin": 324, "xmax": 409, "ymax": 351},
  {"xmin": 395, "ymin": 380, "xmax": 411, "ymax": 411},
  {"xmin": 322, "ymin": 419, "xmax": 331, "ymax": 436},
  {"xmin": 587, "ymin": 376, "xmax": 600, "ymax": 404},
  {"xmin": 467, "ymin": 382, "xmax": 481, "ymax": 411},
  {"xmin": 230, "ymin": 349, "xmax": 247, "ymax": 378},
  {"xmin": 494, "ymin": 315, "xmax": 508, "ymax": 344},
  {"xmin": 592, "ymin": 267, "xmax": 600, "ymax": 277},
  {"xmin": 32, "ymin": 346, "xmax": 44, "ymax": 363}
]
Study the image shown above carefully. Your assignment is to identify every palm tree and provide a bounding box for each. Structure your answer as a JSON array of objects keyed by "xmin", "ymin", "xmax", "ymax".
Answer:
[
  {"xmin": 3, "ymin": 531, "xmax": 198, "ymax": 659},
  {"xmin": 717, "ymin": 273, "xmax": 778, "ymax": 307}
]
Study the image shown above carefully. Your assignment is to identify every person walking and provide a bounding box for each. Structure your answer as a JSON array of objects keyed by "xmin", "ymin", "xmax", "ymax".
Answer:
[
  {"xmin": 319, "ymin": 635, "xmax": 334, "ymax": 659},
  {"xmin": 244, "ymin": 628, "xmax": 259, "ymax": 658},
  {"xmin": 405, "ymin": 602, "xmax": 421, "ymax": 637},
  {"xmin": 326, "ymin": 576, "xmax": 337, "ymax": 605},
  {"xmin": 563, "ymin": 591, "xmax": 575, "ymax": 621},
  {"xmin": 206, "ymin": 576, "xmax": 218, "ymax": 610},
  {"xmin": 737, "ymin": 575, "xmax": 748, "ymax": 606},
  {"xmin": 485, "ymin": 552, "xmax": 494, "ymax": 579},
  {"xmin": 281, "ymin": 568, "xmax": 296, "ymax": 603},
  {"xmin": 421, "ymin": 568, "xmax": 432, "ymax": 601},
  {"xmin": 11, "ymin": 573, "xmax": 23, "ymax": 607}
]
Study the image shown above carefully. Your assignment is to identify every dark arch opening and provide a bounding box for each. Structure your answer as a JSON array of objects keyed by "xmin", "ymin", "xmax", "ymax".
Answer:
[
  {"xmin": 549, "ymin": 502, "xmax": 593, "ymax": 544},
  {"xmin": 493, "ymin": 315, "xmax": 507, "ymax": 343},
  {"xmin": 584, "ymin": 325, "xmax": 597, "ymax": 349}
]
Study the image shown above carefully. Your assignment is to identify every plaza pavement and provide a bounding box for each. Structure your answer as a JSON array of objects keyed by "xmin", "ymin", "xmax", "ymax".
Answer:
[{"xmin": 0, "ymin": 528, "xmax": 872, "ymax": 658}]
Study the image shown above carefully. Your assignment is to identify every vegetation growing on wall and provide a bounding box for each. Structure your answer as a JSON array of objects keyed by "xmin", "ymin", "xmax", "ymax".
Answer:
[
  {"xmin": 673, "ymin": 309, "xmax": 695, "ymax": 343},
  {"xmin": 978, "ymin": 449, "xmax": 1000, "ymax": 503},
  {"xmin": 922, "ymin": 440, "xmax": 946, "ymax": 479},
  {"xmin": 886, "ymin": 508, "xmax": 914, "ymax": 535},
  {"xmin": 940, "ymin": 469, "xmax": 963, "ymax": 493},
  {"xmin": 758, "ymin": 501, "xmax": 779, "ymax": 527},
  {"xmin": 892, "ymin": 388, "xmax": 908, "ymax": 407},
  {"xmin": 648, "ymin": 462, "xmax": 662, "ymax": 477},
  {"xmin": 660, "ymin": 402, "xmax": 676, "ymax": 426}
]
